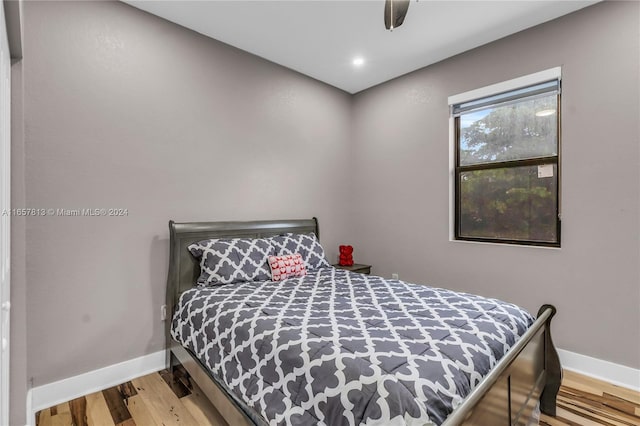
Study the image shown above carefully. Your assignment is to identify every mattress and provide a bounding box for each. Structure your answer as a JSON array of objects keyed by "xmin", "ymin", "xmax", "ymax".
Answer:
[{"xmin": 171, "ymin": 268, "xmax": 534, "ymax": 426}]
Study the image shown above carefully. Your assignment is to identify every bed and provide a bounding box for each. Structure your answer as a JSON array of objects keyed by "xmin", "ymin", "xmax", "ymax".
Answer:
[{"xmin": 165, "ymin": 218, "xmax": 561, "ymax": 426}]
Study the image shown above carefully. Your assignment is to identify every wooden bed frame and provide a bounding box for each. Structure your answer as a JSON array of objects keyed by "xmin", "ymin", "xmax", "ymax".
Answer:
[{"xmin": 165, "ymin": 218, "xmax": 562, "ymax": 426}]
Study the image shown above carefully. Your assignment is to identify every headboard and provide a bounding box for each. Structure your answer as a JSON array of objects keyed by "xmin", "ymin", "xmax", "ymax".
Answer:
[{"xmin": 165, "ymin": 217, "xmax": 319, "ymax": 322}]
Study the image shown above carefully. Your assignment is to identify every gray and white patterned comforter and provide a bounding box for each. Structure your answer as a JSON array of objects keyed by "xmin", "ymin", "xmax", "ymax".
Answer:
[{"xmin": 171, "ymin": 268, "xmax": 533, "ymax": 426}]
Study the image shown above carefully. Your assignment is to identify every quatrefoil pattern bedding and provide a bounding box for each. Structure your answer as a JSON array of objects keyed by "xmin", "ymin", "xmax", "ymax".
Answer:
[
  {"xmin": 171, "ymin": 268, "xmax": 533, "ymax": 426},
  {"xmin": 269, "ymin": 233, "xmax": 331, "ymax": 270},
  {"xmin": 188, "ymin": 237, "xmax": 275, "ymax": 286},
  {"xmin": 188, "ymin": 233, "xmax": 330, "ymax": 286}
]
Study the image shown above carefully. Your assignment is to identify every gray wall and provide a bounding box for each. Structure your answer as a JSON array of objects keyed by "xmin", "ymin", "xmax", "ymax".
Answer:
[
  {"xmin": 351, "ymin": 1, "xmax": 640, "ymax": 369},
  {"xmin": 12, "ymin": 1, "xmax": 639, "ymax": 423},
  {"xmin": 21, "ymin": 0, "xmax": 352, "ymax": 390}
]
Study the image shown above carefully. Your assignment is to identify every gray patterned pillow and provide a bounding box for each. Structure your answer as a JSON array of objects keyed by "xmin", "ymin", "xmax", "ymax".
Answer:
[
  {"xmin": 269, "ymin": 233, "xmax": 331, "ymax": 270},
  {"xmin": 188, "ymin": 237, "xmax": 274, "ymax": 286}
]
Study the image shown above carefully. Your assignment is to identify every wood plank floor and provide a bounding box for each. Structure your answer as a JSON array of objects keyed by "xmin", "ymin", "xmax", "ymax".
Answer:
[
  {"xmin": 37, "ymin": 368, "xmax": 639, "ymax": 426},
  {"xmin": 540, "ymin": 370, "xmax": 640, "ymax": 426},
  {"xmin": 35, "ymin": 367, "xmax": 227, "ymax": 426}
]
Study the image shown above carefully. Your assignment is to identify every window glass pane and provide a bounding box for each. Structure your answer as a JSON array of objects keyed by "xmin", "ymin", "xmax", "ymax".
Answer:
[
  {"xmin": 458, "ymin": 164, "xmax": 558, "ymax": 244},
  {"xmin": 459, "ymin": 94, "xmax": 557, "ymax": 166}
]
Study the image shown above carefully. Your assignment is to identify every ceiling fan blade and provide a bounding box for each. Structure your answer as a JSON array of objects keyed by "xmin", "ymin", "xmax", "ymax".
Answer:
[{"xmin": 384, "ymin": 0, "xmax": 410, "ymax": 30}]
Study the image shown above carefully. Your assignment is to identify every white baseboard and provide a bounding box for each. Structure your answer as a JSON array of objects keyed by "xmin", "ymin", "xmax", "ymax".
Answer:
[
  {"xmin": 558, "ymin": 348, "xmax": 640, "ymax": 391},
  {"xmin": 28, "ymin": 350, "xmax": 165, "ymax": 426},
  {"xmin": 23, "ymin": 348, "xmax": 640, "ymax": 425}
]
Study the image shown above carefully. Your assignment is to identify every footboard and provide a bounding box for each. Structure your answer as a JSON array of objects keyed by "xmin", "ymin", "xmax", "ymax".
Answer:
[{"xmin": 443, "ymin": 304, "xmax": 561, "ymax": 425}]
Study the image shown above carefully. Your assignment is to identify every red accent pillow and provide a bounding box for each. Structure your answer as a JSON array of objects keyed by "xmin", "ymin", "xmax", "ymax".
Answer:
[{"xmin": 269, "ymin": 253, "xmax": 307, "ymax": 281}]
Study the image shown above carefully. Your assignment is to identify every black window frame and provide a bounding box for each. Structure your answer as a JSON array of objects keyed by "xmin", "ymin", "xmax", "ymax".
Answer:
[{"xmin": 453, "ymin": 82, "xmax": 562, "ymax": 247}]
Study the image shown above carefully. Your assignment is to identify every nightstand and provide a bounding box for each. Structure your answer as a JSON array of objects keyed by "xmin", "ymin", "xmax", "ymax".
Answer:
[{"xmin": 332, "ymin": 263, "xmax": 371, "ymax": 275}]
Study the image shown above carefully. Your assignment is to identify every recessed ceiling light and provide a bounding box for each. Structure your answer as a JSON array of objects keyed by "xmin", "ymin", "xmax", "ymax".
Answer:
[
  {"xmin": 535, "ymin": 109, "xmax": 556, "ymax": 117},
  {"xmin": 352, "ymin": 57, "xmax": 365, "ymax": 67}
]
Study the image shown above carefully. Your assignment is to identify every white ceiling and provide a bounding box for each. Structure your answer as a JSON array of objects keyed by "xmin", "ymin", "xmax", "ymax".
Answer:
[{"xmin": 125, "ymin": 0, "xmax": 597, "ymax": 94}]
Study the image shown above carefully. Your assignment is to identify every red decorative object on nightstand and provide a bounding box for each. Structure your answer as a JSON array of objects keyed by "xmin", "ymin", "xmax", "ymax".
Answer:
[{"xmin": 339, "ymin": 245, "xmax": 354, "ymax": 266}]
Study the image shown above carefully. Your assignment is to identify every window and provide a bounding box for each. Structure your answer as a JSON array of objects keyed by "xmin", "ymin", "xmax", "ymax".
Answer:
[{"xmin": 450, "ymin": 70, "xmax": 561, "ymax": 247}]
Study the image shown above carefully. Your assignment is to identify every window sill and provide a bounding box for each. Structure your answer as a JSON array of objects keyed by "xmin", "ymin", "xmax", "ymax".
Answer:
[{"xmin": 449, "ymin": 238, "xmax": 561, "ymax": 250}]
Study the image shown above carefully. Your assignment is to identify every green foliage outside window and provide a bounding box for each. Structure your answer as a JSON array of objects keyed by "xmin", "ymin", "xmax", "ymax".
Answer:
[{"xmin": 456, "ymin": 91, "xmax": 560, "ymax": 245}]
